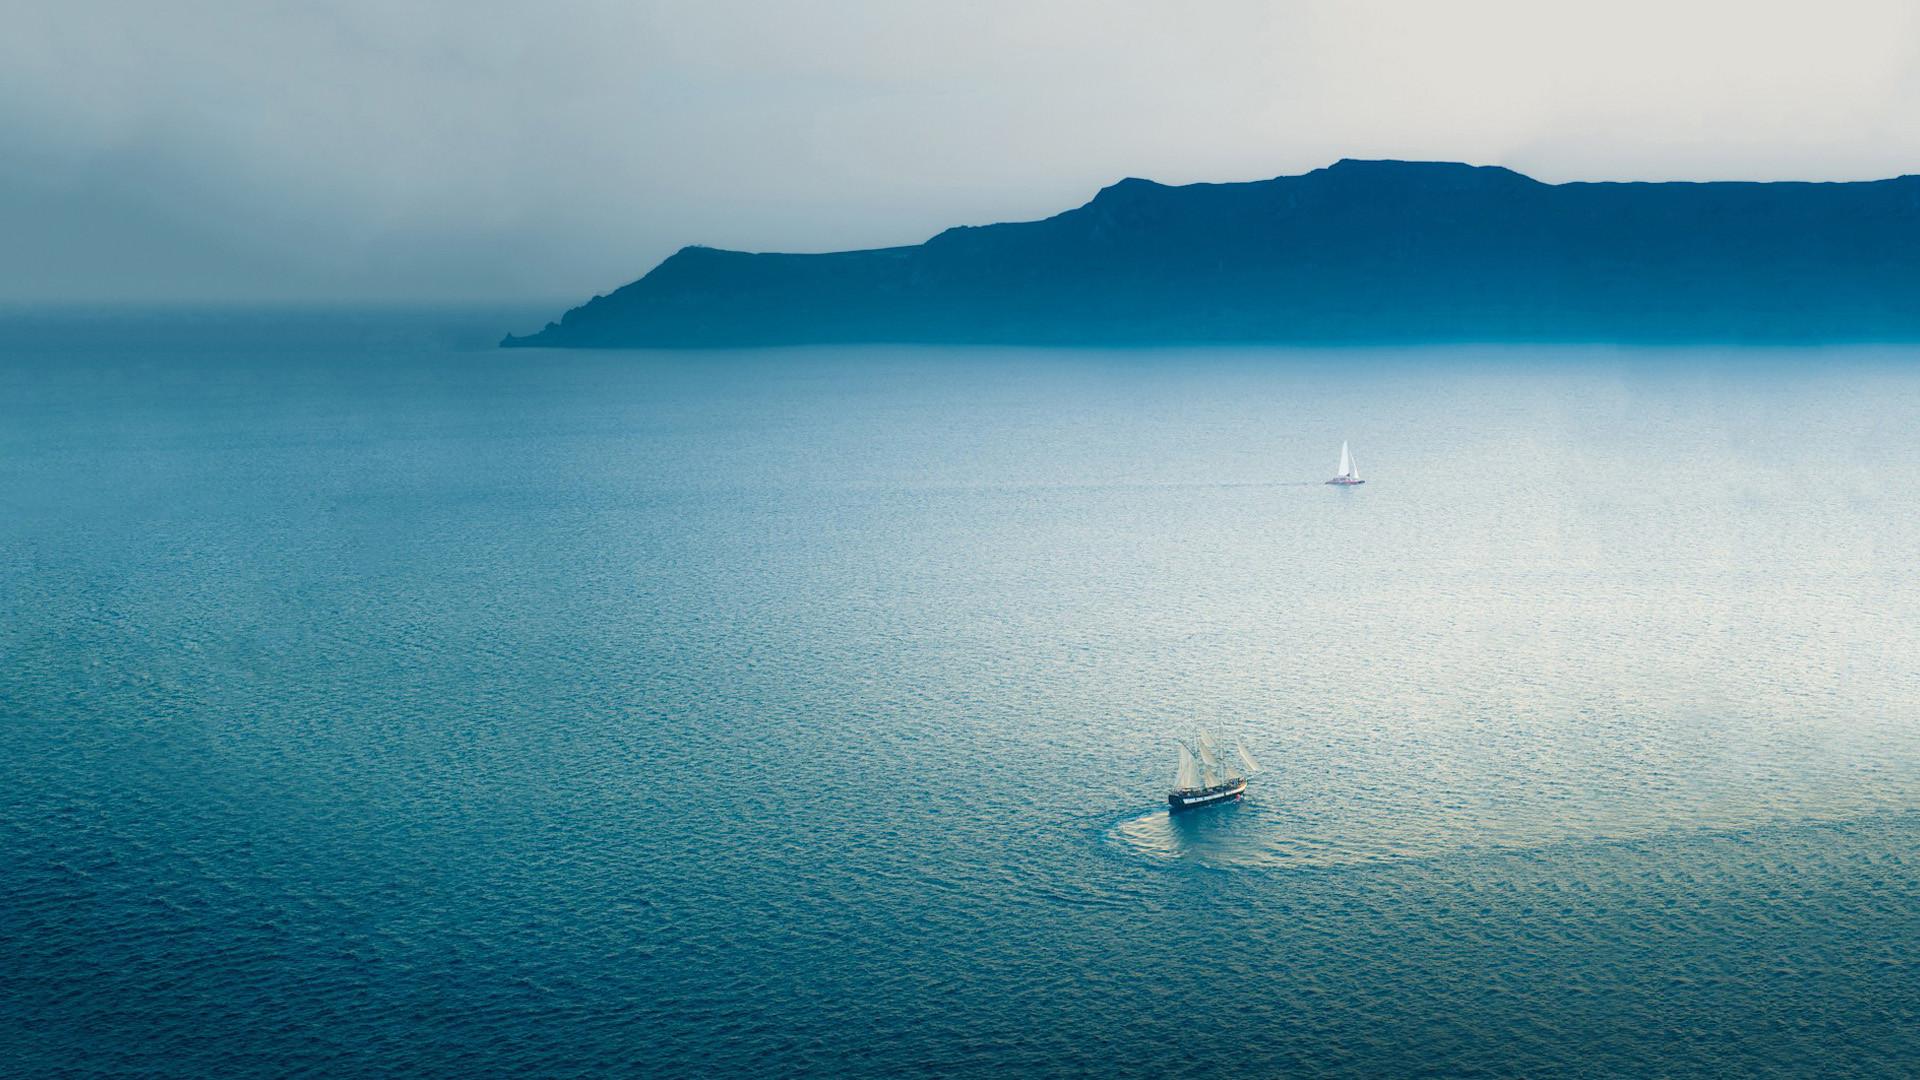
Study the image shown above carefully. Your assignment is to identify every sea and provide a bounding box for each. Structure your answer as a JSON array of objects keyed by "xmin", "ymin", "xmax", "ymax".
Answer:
[{"xmin": 3, "ymin": 309, "xmax": 1916, "ymax": 1077}]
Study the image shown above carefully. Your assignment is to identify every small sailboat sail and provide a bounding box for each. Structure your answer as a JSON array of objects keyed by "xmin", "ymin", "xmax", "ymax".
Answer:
[{"xmin": 1327, "ymin": 439, "xmax": 1365, "ymax": 485}]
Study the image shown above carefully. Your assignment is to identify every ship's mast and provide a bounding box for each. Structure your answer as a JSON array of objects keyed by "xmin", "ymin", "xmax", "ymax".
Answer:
[
  {"xmin": 1175, "ymin": 743, "xmax": 1203, "ymax": 791},
  {"xmin": 1175, "ymin": 729, "xmax": 1259, "ymax": 791},
  {"xmin": 1195, "ymin": 729, "xmax": 1221, "ymax": 787}
]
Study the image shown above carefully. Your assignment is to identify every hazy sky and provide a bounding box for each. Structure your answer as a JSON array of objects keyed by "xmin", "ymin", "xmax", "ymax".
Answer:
[{"xmin": 6, "ymin": 1, "xmax": 1919, "ymax": 304}]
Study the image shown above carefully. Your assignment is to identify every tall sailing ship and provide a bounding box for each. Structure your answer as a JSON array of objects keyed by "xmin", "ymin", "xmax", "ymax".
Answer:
[
  {"xmin": 1169, "ymin": 730, "xmax": 1261, "ymax": 811},
  {"xmin": 1326, "ymin": 440, "xmax": 1364, "ymax": 485}
]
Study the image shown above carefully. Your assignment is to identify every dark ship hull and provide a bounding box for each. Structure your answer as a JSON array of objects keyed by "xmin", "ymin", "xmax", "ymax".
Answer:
[{"xmin": 1168, "ymin": 778, "xmax": 1247, "ymax": 811}]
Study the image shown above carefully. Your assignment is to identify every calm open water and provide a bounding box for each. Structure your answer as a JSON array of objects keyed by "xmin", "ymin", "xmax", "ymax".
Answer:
[{"xmin": 2, "ymin": 312, "xmax": 1917, "ymax": 1077}]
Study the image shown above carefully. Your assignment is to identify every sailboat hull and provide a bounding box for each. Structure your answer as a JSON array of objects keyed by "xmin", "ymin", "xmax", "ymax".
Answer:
[
  {"xmin": 1168, "ymin": 778, "xmax": 1247, "ymax": 811},
  {"xmin": 1325, "ymin": 477, "xmax": 1365, "ymax": 485}
]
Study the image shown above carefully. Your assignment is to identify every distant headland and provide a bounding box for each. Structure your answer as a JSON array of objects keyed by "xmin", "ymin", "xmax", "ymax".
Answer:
[{"xmin": 503, "ymin": 159, "xmax": 1920, "ymax": 348}]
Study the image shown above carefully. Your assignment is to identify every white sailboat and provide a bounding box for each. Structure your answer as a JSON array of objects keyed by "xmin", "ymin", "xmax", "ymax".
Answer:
[
  {"xmin": 1326, "ymin": 440, "xmax": 1364, "ymax": 485},
  {"xmin": 1169, "ymin": 730, "xmax": 1261, "ymax": 811}
]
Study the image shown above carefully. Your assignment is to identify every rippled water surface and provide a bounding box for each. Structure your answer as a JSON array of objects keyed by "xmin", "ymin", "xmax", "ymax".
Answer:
[{"xmin": 3, "ymin": 315, "xmax": 1917, "ymax": 1076}]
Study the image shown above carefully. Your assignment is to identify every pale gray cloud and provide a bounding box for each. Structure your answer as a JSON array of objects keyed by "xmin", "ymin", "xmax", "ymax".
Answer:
[{"xmin": 4, "ymin": 0, "xmax": 1918, "ymax": 303}]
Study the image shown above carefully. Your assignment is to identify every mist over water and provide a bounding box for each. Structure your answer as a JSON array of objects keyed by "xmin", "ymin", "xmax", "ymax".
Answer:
[{"xmin": 3, "ymin": 314, "xmax": 1916, "ymax": 1076}]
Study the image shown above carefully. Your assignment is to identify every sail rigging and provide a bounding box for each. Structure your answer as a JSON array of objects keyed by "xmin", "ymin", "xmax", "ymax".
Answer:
[
  {"xmin": 1174, "ymin": 729, "xmax": 1259, "ymax": 789},
  {"xmin": 1168, "ymin": 728, "xmax": 1258, "ymax": 809},
  {"xmin": 1234, "ymin": 740, "xmax": 1260, "ymax": 776},
  {"xmin": 1176, "ymin": 744, "xmax": 1203, "ymax": 791},
  {"xmin": 1194, "ymin": 730, "xmax": 1221, "ymax": 786},
  {"xmin": 1195, "ymin": 731, "xmax": 1219, "ymax": 769}
]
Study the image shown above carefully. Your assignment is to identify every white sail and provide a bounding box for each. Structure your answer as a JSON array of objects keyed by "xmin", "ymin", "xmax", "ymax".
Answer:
[
  {"xmin": 1198, "ymin": 730, "xmax": 1225, "ymax": 786},
  {"xmin": 1176, "ymin": 744, "xmax": 1203, "ymax": 790},
  {"xmin": 1194, "ymin": 731, "xmax": 1219, "ymax": 769},
  {"xmin": 1337, "ymin": 441, "xmax": 1353, "ymax": 478},
  {"xmin": 1234, "ymin": 740, "xmax": 1260, "ymax": 775}
]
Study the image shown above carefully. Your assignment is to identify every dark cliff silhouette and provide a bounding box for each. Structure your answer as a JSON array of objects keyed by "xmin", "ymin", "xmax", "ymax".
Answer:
[{"xmin": 502, "ymin": 159, "xmax": 1920, "ymax": 348}]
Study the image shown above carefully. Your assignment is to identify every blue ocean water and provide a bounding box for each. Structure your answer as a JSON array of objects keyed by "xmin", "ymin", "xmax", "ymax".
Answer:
[{"xmin": 2, "ymin": 312, "xmax": 1916, "ymax": 1077}]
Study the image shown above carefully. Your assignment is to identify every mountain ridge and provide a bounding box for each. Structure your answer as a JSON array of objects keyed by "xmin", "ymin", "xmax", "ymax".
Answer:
[{"xmin": 503, "ymin": 159, "xmax": 1920, "ymax": 348}]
